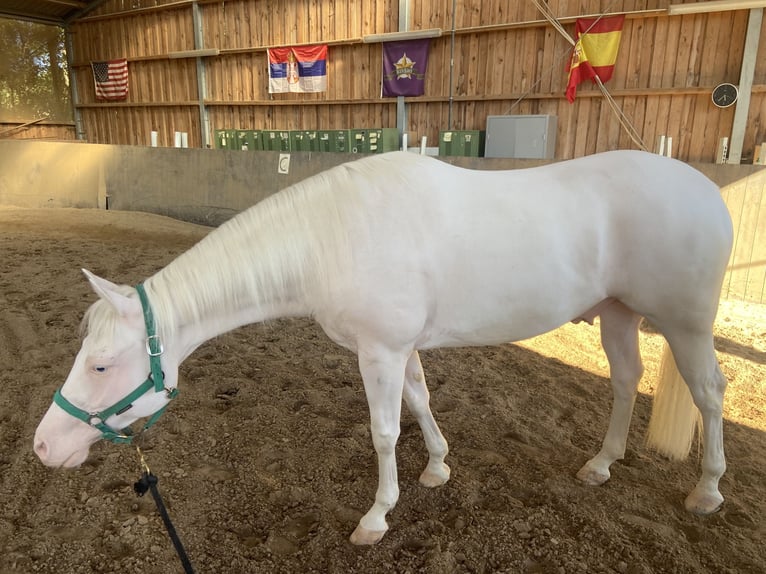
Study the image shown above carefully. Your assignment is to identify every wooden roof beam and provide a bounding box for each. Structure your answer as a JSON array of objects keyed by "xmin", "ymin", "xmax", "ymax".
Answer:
[{"xmin": 668, "ymin": 0, "xmax": 766, "ymax": 15}]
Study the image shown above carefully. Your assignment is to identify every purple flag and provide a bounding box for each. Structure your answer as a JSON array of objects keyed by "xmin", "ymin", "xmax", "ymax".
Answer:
[{"xmin": 381, "ymin": 39, "xmax": 430, "ymax": 97}]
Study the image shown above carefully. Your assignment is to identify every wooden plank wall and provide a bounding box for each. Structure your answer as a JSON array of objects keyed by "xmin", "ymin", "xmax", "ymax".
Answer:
[
  {"xmin": 721, "ymin": 170, "xmax": 766, "ymax": 303},
  {"xmin": 0, "ymin": 123, "xmax": 76, "ymax": 141},
  {"xmin": 68, "ymin": 0, "xmax": 766, "ymax": 162}
]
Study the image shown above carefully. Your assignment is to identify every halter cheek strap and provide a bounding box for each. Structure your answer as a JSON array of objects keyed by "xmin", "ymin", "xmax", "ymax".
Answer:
[
  {"xmin": 52, "ymin": 283, "xmax": 178, "ymax": 445},
  {"xmin": 135, "ymin": 282, "xmax": 165, "ymax": 391}
]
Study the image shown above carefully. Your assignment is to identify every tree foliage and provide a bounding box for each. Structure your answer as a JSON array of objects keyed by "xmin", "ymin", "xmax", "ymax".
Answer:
[{"xmin": 0, "ymin": 18, "xmax": 71, "ymax": 122}]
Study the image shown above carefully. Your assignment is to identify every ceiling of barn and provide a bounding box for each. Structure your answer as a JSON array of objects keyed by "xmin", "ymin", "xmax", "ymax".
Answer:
[{"xmin": 0, "ymin": 0, "xmax": 105, "ymax": 25}]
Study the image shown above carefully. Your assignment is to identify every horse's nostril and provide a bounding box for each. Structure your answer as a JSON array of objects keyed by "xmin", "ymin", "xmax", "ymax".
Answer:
[{"xmin": 33, "ymin": 439, "xmax": 48, "ymax": 461}]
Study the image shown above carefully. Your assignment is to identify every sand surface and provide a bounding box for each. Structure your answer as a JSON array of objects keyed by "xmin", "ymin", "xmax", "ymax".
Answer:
[{"xmin": 0, "ymin": 206, "xmax": 764, "ymax": 573}]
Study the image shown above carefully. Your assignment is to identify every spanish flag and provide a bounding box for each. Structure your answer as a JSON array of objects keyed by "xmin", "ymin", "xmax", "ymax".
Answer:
[{"xmin": 566, "ymin": 15, "xmax": 625, "ymax": 103}]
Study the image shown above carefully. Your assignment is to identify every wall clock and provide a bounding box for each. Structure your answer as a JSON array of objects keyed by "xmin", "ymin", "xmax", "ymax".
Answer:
[{"xmin": 712, "ymin": 83, "xmax": 738, "ymax": 108}]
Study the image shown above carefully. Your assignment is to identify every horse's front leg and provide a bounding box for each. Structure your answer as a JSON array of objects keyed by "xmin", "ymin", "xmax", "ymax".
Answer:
[
  {"xmin": 578, "ymin": 302, "xmax": 643, "ymax": 485},
  {"xmin": 403, "ymin": 351, "xmax": 450, "ymax": 487},
  {"xmin": 349, "ymin": 346, "xmax": 408, "ymax": 545}
]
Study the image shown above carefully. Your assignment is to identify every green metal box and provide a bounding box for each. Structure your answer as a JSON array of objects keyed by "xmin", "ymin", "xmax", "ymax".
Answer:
[
  {"xmin": 350, "ymin": 128, "xmax": 399, "ymax": 153},
  {"xmin": 214, "ymin": 129, "xmax": 238, "ymax": 150},
  {"xmin": 262, "ymin": 130, "xmax": 291, "ymax": 151},
  {"xmin": 289, "ymin": 130, "xmax": 319, "ymax": 152},
  {"xmin": 317, "ymin": 130, "xmax": 351, "ymax": 152},
  {"xmin": 235, "ymin": 130, "xmax": 263, "ymax": 151},
  {"xmin": 439, "ymin": 130, "xmax": 485, "ymax": 157}
]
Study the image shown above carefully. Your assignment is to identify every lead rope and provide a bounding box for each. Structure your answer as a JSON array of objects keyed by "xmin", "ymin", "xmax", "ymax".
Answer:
[{"xmin": 134, "ymin": 446, "xmax": 196, "ymax": 574}]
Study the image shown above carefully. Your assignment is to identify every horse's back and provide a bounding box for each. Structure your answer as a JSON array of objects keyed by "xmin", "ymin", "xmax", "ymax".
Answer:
[
  {"xmin": 313, "ymin": 151, "xmax": 733, "ymax": 348},
  {"xmin": 344, "ymin": 150, "xmax": 729, "ymax": 240}
]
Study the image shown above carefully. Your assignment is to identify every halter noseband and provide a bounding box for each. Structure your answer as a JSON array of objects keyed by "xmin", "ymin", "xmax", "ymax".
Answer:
[{"xmin": 53, "ymin": 283, "xmax": 179, "ymax": 445}]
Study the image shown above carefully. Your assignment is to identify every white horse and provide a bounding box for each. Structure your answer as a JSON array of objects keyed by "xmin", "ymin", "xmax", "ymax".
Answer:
[{"xmin": 34, "ymin": 150, "xmax": 733, "ymax": 545}]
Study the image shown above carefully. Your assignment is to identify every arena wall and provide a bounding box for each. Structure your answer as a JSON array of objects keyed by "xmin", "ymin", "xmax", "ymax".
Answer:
[{"xmin": 0, "ymin": 140, "xmax": 763, "ymax": 303}]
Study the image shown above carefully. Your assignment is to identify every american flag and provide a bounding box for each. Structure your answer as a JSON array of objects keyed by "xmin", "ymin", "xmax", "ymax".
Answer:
[{"xmin": 91, "ymin": 59, "xmax": 129, "ymax": 100}]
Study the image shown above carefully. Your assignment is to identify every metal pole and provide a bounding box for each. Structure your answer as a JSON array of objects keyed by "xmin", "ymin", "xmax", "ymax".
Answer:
[
  {"xmin": 192, "ymin": 1, "xmax": 211, "ymax": 148},
  {"xmin": 396, "ymin": 0, "xmax": 410, "ymax": 147},
  {"xmin": 448, "ymin": 0, "xmax": 457, "ymax": 128}
]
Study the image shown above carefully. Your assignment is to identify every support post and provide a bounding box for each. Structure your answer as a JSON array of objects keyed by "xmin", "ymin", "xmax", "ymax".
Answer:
[
  {"xmin": 192, "ymin": 1, "xmax": 212, "ymax": 149},
  {"xmin": 728, "ymin": 8, "xmax": 762, "ymax": 164},
  {"xmin": 65, "ymin": 29, "xmax": 86, "ymax": 141},
  {"xmin": 396, "ymin": 0, "xmax": 410, "ymax": 147}
]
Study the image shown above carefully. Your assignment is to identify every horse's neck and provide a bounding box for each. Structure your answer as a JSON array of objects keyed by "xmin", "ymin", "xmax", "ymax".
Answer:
[
  {"xmin": 171, "ymin": 302, "xmax": 298, "ymax": 362},
  {"xmin": 146, "ymin": 224, "xmax": 316, "ymax": 361},
  {"xmin": 143, "ymin": 169, "xmax": 359, "ymax": 360}
]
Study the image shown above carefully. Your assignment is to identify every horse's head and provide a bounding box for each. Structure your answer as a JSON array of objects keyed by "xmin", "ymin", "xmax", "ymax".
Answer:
[{"xmin": 34, "ymin": 270, "xmax": 179, "ymax": 468}]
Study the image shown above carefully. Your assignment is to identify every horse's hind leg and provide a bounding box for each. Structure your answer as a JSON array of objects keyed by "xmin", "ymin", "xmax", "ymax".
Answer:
[
  {"xmin": 403, "ymin": 351, "xmax": 450, "ymax": 487},
  {"xmin": 662, "ymin": 333, "xmax": 727, "ymax": 514},
  {"xmin": 577, "ymin": 301, "xmax": 644, "ymax": 485}
]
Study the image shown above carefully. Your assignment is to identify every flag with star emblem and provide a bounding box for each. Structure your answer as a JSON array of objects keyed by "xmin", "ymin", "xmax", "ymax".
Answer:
[
  {"xmin": 565, "ymin": 15, "xmax": 624, "ymax": 103},
  {"xmin": 91, "ymin": 59, "xmax": 129, "ymax": 101},
  {"xmin": 381, "ymin": 39, "xmax": 430, "ymax": 97}
]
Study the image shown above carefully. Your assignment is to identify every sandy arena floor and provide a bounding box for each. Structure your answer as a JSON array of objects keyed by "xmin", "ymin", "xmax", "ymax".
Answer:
[{"xmin": 0, "ymin": 206, "xmax": 764, "ymax": 573}]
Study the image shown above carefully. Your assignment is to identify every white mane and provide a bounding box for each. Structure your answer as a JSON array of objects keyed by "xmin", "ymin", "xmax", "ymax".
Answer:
[{"xmin": 141, "ymin": 153, "xmax": 429, "ymax": 339}]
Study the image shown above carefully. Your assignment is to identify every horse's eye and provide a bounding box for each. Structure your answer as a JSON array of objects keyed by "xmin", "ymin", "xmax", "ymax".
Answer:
[{"xmin": 94, "ymin": 366, "xmax": 108, "ymax": 373}]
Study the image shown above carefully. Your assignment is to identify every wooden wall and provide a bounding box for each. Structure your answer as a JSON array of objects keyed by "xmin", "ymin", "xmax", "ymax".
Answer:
[
  {"xmin": 0, "ymin": 122, "xmax": 76, "ymax": 141},
  {"xmin": 720, "ymin": 169, "xmax": 766, "ymax": 304},
  {"xmin": 67, "ymin": 0, "xmax": 766, "ymax": 162}
]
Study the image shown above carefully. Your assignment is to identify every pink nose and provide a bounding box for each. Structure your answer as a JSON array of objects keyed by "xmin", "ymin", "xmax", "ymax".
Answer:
[{"xmin": 34, "ymin": 438, "xmax": 49, "ymax": 462}]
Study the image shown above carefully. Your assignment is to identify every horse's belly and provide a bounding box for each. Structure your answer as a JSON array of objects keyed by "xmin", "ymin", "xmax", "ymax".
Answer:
[{"xmin": 418, "ymin": 296, "xmax": 598, "ymax": 349}]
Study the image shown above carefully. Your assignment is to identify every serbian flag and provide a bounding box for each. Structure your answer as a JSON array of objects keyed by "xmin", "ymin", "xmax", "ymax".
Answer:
[
  {"xmin": 91, "ymin": 58, "xmax": 129, "ymax": 101},
  {"xmin": 565, "ymin": 15, "xmax": 625, "ymax": 103},
  {"xmin": 381, "ymin": 39, "xmax": 431, "ymax": 97},
  {"xmin": 268, "ymin": 45, "xmax": 328, "ymax": 93}
]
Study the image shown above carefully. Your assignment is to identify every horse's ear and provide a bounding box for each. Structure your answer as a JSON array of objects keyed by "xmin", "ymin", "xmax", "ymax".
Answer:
[{"xmin": 81, "ymin": 269, "xmax": 138, "ymax": 317}]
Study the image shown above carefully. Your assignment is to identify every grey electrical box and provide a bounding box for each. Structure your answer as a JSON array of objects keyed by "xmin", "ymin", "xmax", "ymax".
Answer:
[{"xmin": 484, "ymin": 115, "xmax": 557, "ymax": 159}]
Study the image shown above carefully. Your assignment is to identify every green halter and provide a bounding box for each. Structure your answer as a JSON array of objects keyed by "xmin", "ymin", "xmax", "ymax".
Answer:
[{"xmin": 52, "ymin": 283, "xmax": 178, "ymax": 445}]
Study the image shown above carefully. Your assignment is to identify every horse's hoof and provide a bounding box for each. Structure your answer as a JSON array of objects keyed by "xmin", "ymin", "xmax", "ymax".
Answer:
[
  {"xmin": 349, "ymin": 524, "xmax": 387, "ymax": 545},
  {"xmin": 576, "ymin": 463, "xmax": 610, "ymax": 486},
  {"xmin": 685, "ymin": 489, "xmax": 723, "ymax": 515},
  {"xmin": 419, "ymin": 463, "xmax": 450, "ymax": 487}
]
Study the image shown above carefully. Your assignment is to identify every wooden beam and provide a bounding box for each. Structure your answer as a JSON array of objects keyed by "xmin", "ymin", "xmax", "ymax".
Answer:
[
  {"xmin": 72, "ymin": 83, "xmax": 766, "ymax": 110},
  {"xmin": 75, "ymin": 102, "xmax": 200, "ymax": 108},
  {"xmin": 167, "ymin": 49, "xmax": 220, "ymax": 59},
  {"xmin": 43, "ymin": 0, "xmax": 88, "ymax": 8},
  {"xmin": 0, "ymin": 117, "xmax": 49, "ymax": 137},
  {"xmin": 728, "ymin": 8, "xmax": 762, "ymax": 163},
  {"xmin": 668, "ymin": 0, "xmax": 766, "ymax": 15}
]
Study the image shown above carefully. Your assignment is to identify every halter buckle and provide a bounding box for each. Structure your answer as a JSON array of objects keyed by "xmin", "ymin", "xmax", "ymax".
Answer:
[{"xmin": 146, "ymin": 335, "xmax": 164, "ymax": 357}]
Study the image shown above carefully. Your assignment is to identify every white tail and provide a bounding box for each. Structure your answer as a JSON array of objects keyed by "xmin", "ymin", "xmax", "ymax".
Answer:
[{"xmin": 646, "ymin": 343, "xmax": 702, "ymax": 460}]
